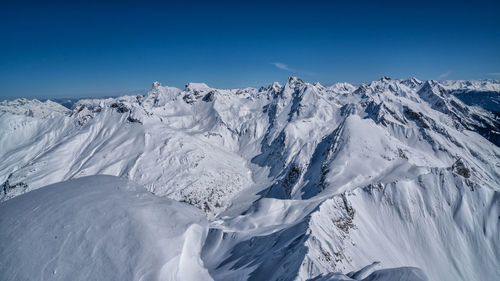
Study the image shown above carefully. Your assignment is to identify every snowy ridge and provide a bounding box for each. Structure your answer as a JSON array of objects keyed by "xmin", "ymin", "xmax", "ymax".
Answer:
[
  {"xmin": 0, "ymin": 78, "xmax": 499, "ymax": 280},
  {"xmin": 0, "ymin": 98, "xmax": 69, "ymax": 118},
  {"xmin": 440, "ymin": 79, "xmax": 500, "ymax": 93}
]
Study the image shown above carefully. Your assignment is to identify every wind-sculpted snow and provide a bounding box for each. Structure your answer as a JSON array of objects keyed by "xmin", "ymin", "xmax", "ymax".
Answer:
[
  {"xmin": 0, "ymin": 77, "xmax": 499, "ymax": 280},
  {"xmin": 0, "ymin": 175, "xmax": 211, "ymax": 281},
  {"xmin": 309, "ymin": 263, "xmax": 428, "ymax": 281}
]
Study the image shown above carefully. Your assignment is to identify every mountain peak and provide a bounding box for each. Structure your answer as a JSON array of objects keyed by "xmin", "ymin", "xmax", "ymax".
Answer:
[
  {"xmin": 267, "ymin": 82, "xmax": 282, "ymax": 91},
  {"xmin": 185, "ymin": 82, "xmax": 210, "ymax": 91},
  {"xmin": 287, "ymin": 76, "xmax": 304, "ymax": 84},
  {"xmin": 285, "ymin": 77, "xmax": 305, "ymax": 90},
  {"xmin": 152, "ymin": 81, "xmax": 162, "ymax": 89}
]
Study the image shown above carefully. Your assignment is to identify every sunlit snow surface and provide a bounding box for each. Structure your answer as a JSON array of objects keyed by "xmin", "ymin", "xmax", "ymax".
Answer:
[
  {"xmin": 0, "ymin": 78, "xmax": 499, "ymax": 280},
  {"xmin": 0, "ymin": 175, "xmax": 211, "ymax": 281}
]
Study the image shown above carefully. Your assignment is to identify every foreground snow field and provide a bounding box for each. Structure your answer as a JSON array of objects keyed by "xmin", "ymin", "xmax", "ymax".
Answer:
[
  {"xmin": 0, "ymin": 78, "xmax": 499, "ymax": 280},
  {"xmin": 0, "ymin": 176, "xmax": 211, "ymax": 281}
]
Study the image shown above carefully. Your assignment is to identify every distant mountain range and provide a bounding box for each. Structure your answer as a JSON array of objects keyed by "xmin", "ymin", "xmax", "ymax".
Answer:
[{"xmin": 1, "ymin": 77, "xmax": 499, "ymax": 281}]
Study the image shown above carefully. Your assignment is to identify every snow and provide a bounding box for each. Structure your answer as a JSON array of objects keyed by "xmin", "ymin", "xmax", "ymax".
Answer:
[
  {"xmin": 440, "ymin": 79, "xmax": 500, "ymax": 92},
  {"xmin": 185, "ymin": 82, "xmax": 211, "ymax": 90},
  {"xmin": 311, "ymin": 263, "xmax": 428, "ymax": 281},
  {"xmin": 0, "ymin": 77, "xmax": 499, "ymax": 280},
  {"xmin": 0, "ymin": 175, "xmax": 211, "ymax": 281},
  {"xmin": 0, "ymin": 98, "xmax": 69, "ymax": 118}
]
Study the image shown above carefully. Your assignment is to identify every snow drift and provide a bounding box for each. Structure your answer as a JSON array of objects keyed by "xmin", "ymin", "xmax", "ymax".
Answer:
[{"xmin": 0, "ymin": 175, "xmax": 211, "ymax": 281}]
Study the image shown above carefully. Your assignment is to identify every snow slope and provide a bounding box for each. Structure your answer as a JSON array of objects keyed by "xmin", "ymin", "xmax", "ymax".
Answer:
[
  {"xmin": 0, "ymin": 98, "xmax": 69, "ymax": 118},
  {"xmin": 438, "ymin": 80, "xmax": 500, "ymax": 114},
  {"xmin": 440, "ymin": 79, "xmax": 500, "ymax": 92},
  {"xmin": 0, "ymin": 175, "xmax": 211, "ymax": 281},
  {"xmin": 1, "ymin": 77, "xmax": 499, "ymax": 280}
]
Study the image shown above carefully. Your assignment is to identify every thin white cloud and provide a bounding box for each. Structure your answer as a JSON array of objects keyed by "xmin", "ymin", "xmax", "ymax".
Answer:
[
  {"xmin": 437, "ymin": 70, "xmax": 452, "ymax": 80},
  {"xmin": 487, "ymin": 72, "xmax": 500, "ymax": 76},
  {"xmin": 271, "ymin": 62, "xmax": 295, "ymax": 72},
  {"xmin": 271, "ymin": 62, "xmax": 316, "ymax": 76}
]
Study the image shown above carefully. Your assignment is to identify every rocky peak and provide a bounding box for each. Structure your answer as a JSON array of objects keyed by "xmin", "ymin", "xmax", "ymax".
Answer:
[{"xmin": 152, "ymin": 81, "xmax": 161, "ymax": 89}]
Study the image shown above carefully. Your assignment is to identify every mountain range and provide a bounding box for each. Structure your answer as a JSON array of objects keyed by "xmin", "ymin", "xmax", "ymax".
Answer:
[{"xmin": 1, "ymin": 77, "xmax": 499, "ymax": 281}]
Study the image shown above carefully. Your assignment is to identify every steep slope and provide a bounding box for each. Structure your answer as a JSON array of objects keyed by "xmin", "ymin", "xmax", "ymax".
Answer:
[
  {"xmin": 0, "ymin": 175, "xmax": 211, "ymax": 281},
  {"xmin": 0, "ymin": 78, "xmax": 499, "ymax": 280}
]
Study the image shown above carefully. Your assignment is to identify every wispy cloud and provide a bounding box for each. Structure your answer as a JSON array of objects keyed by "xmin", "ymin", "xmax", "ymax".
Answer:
[
  {"xmin": 437, "ymin": 70, "xmax": 452, "ymax": 80},
  {"xmin": 271, "ymin": 62, "xmax": 316, "ymax": 76},
  {"xmin": 271, "ymin": 62, "xmax": 295, "ymax": 72},
  {"xmin": 487, "ymin": 72, "xmax": 500, "ymax": 76}
]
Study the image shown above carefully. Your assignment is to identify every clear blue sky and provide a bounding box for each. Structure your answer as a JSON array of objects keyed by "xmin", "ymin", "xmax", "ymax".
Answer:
[{"xmin": 1, "ymin": 0, "xmax": 500, "ymax": 99}]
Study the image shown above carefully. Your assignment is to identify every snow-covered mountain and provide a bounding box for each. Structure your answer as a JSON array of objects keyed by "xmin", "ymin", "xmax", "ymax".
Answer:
[
  {"xmin": 0, "ymin": 98, "xmax": 69, "ymax": 118},
  {"xmin": 440, "ymin": 79, "xmax": 500, "ymax": 93},
  {"xmin": 440, "ymin": 80, "xmax": 500, "ymax": 114},
  {"xmin": 0, "ymin": 77, "xmax": 499, "ymax": 280}
]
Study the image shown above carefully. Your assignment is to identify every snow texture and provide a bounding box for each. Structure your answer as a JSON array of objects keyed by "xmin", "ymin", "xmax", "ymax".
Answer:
[
  {"xmin": 1, "ymin": 77, "xmax": 499, "ymax": 280},
  {"xmin": 0, "ymin": 175, "xmax": 211, "ymax": 281}
]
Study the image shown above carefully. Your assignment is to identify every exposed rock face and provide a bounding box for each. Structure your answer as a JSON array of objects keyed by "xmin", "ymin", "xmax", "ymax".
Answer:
[
  {"xmin": 451, "ymin": 158, "xmax": 471, "ymax": 178},
  {"xmin": 110, "ymin": 102, "xmax": 130, "ymax": 113}
]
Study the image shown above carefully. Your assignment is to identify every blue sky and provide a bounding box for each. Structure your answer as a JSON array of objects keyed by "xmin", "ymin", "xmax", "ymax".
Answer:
[{"xmin": 1, "ymin": 0, "xmax": 500, "ymax": 99}]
